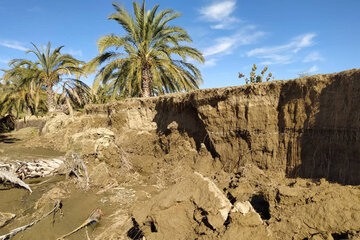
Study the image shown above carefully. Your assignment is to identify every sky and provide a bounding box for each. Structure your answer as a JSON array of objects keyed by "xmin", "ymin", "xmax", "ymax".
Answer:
[{"xmin": 0, "ymin": 0, "xmax": 359, "ymax": 89}]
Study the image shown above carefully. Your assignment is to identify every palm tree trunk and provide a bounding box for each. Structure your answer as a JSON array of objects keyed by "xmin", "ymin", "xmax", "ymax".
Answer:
[
  {"xmin": 65, "ymin": 98, "xmax": 73, "ymax": 116},
  {"xmin": 141, "ymin": 64, "xmax": 152, "ymax": 97},
  {"xmin": 34, "ymin": 90, "xmax": 39, "ymax": 116},
  {"xmin": 46, "ymin": 83, "xmax": 56, "ymax": 112}
]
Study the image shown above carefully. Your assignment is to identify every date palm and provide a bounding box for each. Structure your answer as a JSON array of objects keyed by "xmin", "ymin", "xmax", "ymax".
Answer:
[
  {"xmin": 89, "ymin": 0, "xmax": 204, "ymax": 97},
  {"xmin": 1, "ymin": 62, "xmax": 46, "ymax": 117},
  {"xmin": 25, "ymin": 42, "xmax": 83, "ymax": 112}
]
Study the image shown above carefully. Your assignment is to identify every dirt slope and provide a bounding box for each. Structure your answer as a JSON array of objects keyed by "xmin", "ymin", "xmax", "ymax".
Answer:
[
  {"xmin": 6, "ymin": 69, "xmax": 359, "ymax": 240},
  {"xmin": 86, "ymin": 68, "xmax": 360, "ymax": 185}
]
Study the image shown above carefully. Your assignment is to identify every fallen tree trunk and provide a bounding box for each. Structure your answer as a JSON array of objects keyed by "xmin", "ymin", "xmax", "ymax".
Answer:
[{"xmin": 0, "ymin": 158, "xmax": 64, "ymax": 179}]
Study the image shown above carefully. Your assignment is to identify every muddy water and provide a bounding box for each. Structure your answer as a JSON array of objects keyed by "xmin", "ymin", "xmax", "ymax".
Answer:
[
  {"xmin": 0, "ymin": 146, "xmax": 64, "ymax": 161},
  {"xmin": 0, "ymin": 130, "xmax": 119, "ymax": 240},
  {"xmin": 0, "ymin": 176, "xmax": 119, "ymax": 240}
]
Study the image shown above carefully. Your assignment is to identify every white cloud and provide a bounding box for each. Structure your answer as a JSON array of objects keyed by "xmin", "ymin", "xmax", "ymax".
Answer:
[
  {"xmin": 200, "ymin": 1, "xmax": 235, "ymax": 21},
  {"xmin": 203, "ymin": 58, "xmax": 217, "ymax": 67},
  {"xmin": 260, "ymin": 55, "xmax": 293, "ymax": 65},
  {"xmin": 199, "ymin": 1, "xmax": 239, "ymax": 29},
  {"xmin": 64, "ymin": 49, "xmax": 83, "ymax": 57},
  {"xmin": 303, "ymin": 51, "xmax": 324, "ymax": 62},
  {"xmin": 203, "ymin": 26, "xmax": 265, "ymax": 57},
  {"xmin": 203, "ymin": 37, "xmax": 236, "ymax": 57},
  {"xmin": 307, "ymin": 65, "xmax": 319, "ymax": 73},
  {"xmin": 247, "ymin": 33, "xmax": 316, "ymax": 65},
  {"xmin": 0, "ymin": 40, "xmax": 29, "ymax": 51}
]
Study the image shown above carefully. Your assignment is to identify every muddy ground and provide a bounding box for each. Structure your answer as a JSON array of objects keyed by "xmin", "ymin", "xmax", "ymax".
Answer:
[{"xmin": 1, "ymin": 69, "xmax": 360, "ymax": 240}]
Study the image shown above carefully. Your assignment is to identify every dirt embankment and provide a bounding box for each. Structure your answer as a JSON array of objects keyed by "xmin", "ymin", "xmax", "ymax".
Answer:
[
  {"xmin": 11, "ymin": 69, "xmax": 360, "ymax": 240},
  {"xmin": 87, "ymin": 69, "xmax": 360, "ymax": 185}
]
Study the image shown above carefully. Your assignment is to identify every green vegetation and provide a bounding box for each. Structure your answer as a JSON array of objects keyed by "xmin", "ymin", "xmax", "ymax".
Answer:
[
  {"xmin": 0, "ymin": 0, "xmax": 205, "ymax": 118},
  {"xmin": 23, "ymin": 42, "xmax": 85, "ymax": 113},
  {"xmin": 239, "ymin": 64, "xmax": 274, "ymax": 84},
  {"xmin": 1, "ymin": 61, "xmax": 46, "ymax": 117},
  {"xmin": 1, "ymin": 42, "xmax": 90, "ymax": 117},
  {"xmin": 88, "ymin": 1, "xmax": 204, "ymax": 98}
]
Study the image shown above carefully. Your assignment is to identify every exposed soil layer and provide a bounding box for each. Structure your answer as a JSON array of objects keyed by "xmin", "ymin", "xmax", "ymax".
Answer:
[
  {"xmin": 1, "ymin": 69, "xmax": 359, "ymax": 240},
  {"xmin": 86, "ymin": 68, "xmax": 360, "ymax": 185}
]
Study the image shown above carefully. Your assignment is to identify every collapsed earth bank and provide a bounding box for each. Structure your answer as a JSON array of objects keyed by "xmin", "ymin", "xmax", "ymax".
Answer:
[{"xmin": 7, "ymin": 69, "xmax": 360, "ymax": 239}]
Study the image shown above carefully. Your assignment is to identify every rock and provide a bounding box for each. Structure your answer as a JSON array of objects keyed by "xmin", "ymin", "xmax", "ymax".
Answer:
[
  {"xmin": 230, "ymin": 201, "xmax": 263, "ymax": 227},
  {"xmin": 193, "ymin": 172, "xmax": 232, "ymax": 226},
  {"xmin": 232, "ymin": 201, "xmax": 254, "ymax": 215},
  {"xmin": 167, "ymin": 121, "xmax": 178, "ymax": 131},
  {"xmin": 0, "ymin": 212, "xmax": 16, "ymax": 228},
  {"xmin": 132, "ymin": 171, "xmax": 232, "ymax": 239}
]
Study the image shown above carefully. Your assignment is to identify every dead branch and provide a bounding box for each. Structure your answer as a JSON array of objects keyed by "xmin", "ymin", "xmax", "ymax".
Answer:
[
  {"xmin": 0, "ymin": 170, "xmax": 32, "ymax": 193},
  {"xmin": 0, "ymin": 200, "xmax": 62, "ymax": 240},
  {"xmin": 57, "ymin": 209, "xmax": 103, "ymax": 239}
]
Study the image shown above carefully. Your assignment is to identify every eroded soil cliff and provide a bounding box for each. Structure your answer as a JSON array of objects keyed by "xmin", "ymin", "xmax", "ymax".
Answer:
[{"xmin": 1, "ymin": 69, "xmax": 360, "ymax": 240}]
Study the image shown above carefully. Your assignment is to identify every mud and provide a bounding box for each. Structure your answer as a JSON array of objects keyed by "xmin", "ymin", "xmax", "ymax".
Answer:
[{"xmin": 0, "ymin": 69, "xmax": 359, "ymax": 239}]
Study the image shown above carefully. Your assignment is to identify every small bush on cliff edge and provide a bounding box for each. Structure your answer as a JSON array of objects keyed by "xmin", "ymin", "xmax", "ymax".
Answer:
[{"xmin": 239, "ymin": 64, "xmax": 274, "ymax": 84}]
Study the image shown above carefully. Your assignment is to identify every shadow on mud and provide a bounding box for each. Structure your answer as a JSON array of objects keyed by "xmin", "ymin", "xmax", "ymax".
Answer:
[
  {"xmin": 0, "ymin": 114, "xmax": 15, "ymax": 134},
  {"xmin": 0, "ymin": 134, "xmax": 19, "ymax": 144}
]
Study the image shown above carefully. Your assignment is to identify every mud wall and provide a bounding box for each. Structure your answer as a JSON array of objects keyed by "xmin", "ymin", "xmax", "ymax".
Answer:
[{"xmin": 86, "ymin": 69, "xmax": 360, "ymax": 185}]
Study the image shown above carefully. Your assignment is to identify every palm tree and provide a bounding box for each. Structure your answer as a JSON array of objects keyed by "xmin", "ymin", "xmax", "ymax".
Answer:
[
  {"xmin": 1, "ymin": 61, "xmax": 46, "ymax": 117},
  {"xmin": 56, "ymin": 78, "xmax": 92, "ymax": 115},
  {"xmin": 90, "ymin": 83, "xmax": 115, "ymax": 104},
  {"xmin": 25, "ymin": 42, "xmax": 83, "ymax": 112},
  {"xmin": 88, "ymin": 0, "xmax": 204, "ymax": 98}
]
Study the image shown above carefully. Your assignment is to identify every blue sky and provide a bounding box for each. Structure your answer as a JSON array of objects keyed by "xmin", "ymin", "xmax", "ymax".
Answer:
[{"xmin": 0, "ymin": 0, "xmax": 359, "ymax": 88}]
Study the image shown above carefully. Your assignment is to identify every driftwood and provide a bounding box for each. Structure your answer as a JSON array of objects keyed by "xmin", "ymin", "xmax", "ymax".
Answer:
[
  {"xmin": 0, "ymin": 170, "xmax": 32, "ymax": 192},
  {"xmin": 0, "ymin": 158, "xmax": 64, "ymax": 179},
  {"xmin": 0, "ymin": 200, "xmax": 62, "ymax": 240},
  {"xmin": 0, "ymin": 158, "xmax": 65, "ymax": 192},
  {"xmin": 57, "ymin": 209, "xmax": 103, "ymax": 239},
  {"xmin": 0, "ymin": 153, "xmax": 92, "ymax": 191}
]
